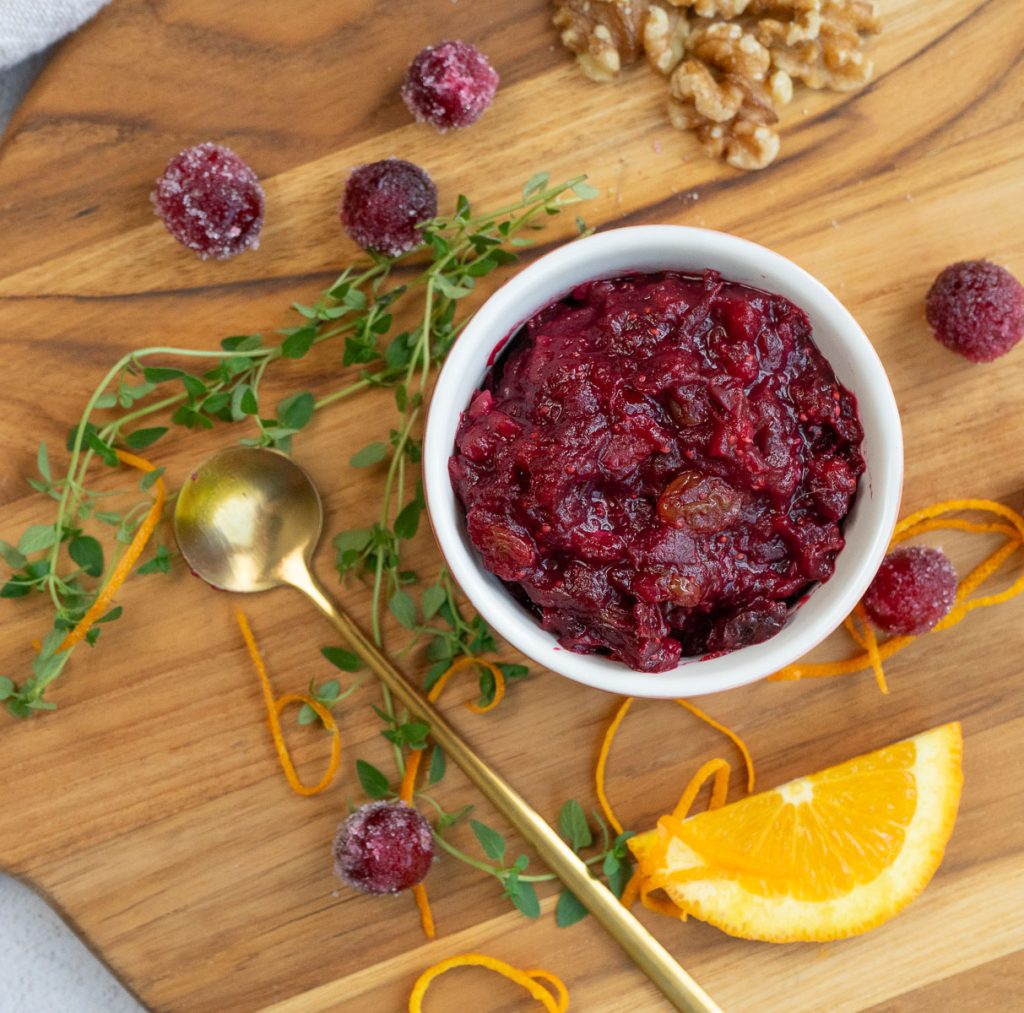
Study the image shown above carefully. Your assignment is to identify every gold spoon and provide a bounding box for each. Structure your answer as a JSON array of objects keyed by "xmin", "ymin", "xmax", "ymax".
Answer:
[{"xmin": 174, "ymin": 446, "xmax": 720, "ymax": 1013}]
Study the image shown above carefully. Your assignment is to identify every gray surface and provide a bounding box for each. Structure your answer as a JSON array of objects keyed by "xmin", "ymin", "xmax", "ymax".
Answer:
[
  {"xmin": 0, "ymin": 47, "xmax": 48, "ymax": 126},
  {"xmin": 0, "ymin": 52, "xmax": 145, "ymax": 1013},
  {"xmin": 0, "ymin": 878, "xmax": 142, "ymax": 1013}
]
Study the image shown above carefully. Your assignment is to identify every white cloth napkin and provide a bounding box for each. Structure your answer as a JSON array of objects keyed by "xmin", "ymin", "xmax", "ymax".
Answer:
[{"xmin": 0, "ymin": 0, "xmax": 110, "ymax": 68}]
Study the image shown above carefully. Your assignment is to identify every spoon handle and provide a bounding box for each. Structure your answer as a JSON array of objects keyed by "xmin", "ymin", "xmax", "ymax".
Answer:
[{"xmin": 282, "ymin": 560, "xmax": 720, "ymax": 1013}]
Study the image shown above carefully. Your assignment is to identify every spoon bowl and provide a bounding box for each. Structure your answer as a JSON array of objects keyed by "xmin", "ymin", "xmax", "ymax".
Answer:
[{"xmin": 175, "ymin": 446, "xmax": 322, "ymax": 593}]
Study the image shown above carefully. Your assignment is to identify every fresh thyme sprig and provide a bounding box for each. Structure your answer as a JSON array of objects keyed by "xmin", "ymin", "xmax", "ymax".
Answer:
[
  {"xmin": 356, "ymin": 691, "xmax": 635, "ymax": 926},
  {"xmin": 0, "ymin": 173, "xmax": 597, "ymax": 718}
]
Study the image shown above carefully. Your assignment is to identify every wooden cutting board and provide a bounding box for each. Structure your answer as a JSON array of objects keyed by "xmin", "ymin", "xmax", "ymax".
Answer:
[{"xmin": 1, "ymin": 1, "xmax": 1022, "ymax": 1009}]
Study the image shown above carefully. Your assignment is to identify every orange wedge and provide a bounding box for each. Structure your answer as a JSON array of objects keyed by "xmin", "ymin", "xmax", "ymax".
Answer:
[{"xmin": 628, "ymin": 722, "xmax": 963, "ymax": 942}]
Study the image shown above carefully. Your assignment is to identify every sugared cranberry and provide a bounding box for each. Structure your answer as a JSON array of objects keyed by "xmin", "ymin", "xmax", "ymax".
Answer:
[
  {"xmin": 401, "ymin": 40, "xmax": 499, "ymax": 132},
  {"xmin": 340, "ymin": 159, "xmax": 437, "ymax": 258},
  {"xmin": 151, "ymin": 142, "xmax": 264, "ymax": 260},
  {"xmin": 925, "ymin": 260, "xmax": 1024, "ymax": 362},
  {"xmin": 862, "ymin": 546, "xmax": 957, "ymax": 635},
  {"xmin": 333, "ymin": 801, "xmax": 434, "ymax": 895}
]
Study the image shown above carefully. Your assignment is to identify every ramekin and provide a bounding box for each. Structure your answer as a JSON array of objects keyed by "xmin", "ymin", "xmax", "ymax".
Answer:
[{"xmin": 423, "ymin": 226, "xmax": 902, "ymax": 698}]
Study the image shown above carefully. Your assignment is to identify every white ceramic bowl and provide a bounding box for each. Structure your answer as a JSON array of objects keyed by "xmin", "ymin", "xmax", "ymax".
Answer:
[{"xmin": 423, "ymin": 226, "xmax": 902, "ymax": 698}]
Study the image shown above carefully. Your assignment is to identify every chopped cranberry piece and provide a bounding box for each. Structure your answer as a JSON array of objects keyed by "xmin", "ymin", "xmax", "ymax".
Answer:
[
  {"xmin": 926, "ymin": 260, "xmax": 1024, "ymax": 362},
  {"xmin": 340, "ymin": 158, "xmax": 437, "ymax": 257},
  {"xmin": 333, "ymin": 801, "xmax": 433, "ymax": 895},
  {"xmin": 450, "ymin": 272, "xmax": 865, "ymax": 670},
  {"xmin": 705, "ymin": 599, "xmax": 788, "ymax": 652},
  {"xmin": 863, "ymin": 546, "xmax": 957, "ymax": 635},
  {"xmin": 666, "ymin": 383, "xmax": 711, "ymax": 427},
  {"xmin": 401, "ymin": 40, "xmax": 499, "ymax": 132},
  {"xmin": 151, "ymin": 142, "xmax": 264, "ymax": 260}
]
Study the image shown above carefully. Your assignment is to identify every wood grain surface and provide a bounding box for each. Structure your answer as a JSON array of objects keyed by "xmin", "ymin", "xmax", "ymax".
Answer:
[{"xmin": 1, "ymin": 1, "xmax": 1022, "ymax": 1010}]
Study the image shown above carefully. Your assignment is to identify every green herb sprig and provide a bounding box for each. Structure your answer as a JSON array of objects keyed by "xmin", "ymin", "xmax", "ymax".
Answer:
[
  {"xmin": 356, "ymin": 690, "xmax": 634, "ymax": 927},
  {"xmin": 0, "ymin": 173, "xmax": 596, "ymax": 717}
]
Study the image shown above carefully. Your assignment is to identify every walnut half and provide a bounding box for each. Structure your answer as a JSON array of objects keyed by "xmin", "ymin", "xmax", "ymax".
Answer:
[
  {"xmin": 666, "ymin": 23, "xmax": 783, "ymax": 170},
  {"xmin": 757, "ymin": 0, "xmax": 881, "ymax": 91},
  {"xmin": 669, "ymin": 60, "xmax": 781, "ymax": 170},
  {"xmin": 553, "ymin": 0, "xmax": 652, "ymax": 81}
]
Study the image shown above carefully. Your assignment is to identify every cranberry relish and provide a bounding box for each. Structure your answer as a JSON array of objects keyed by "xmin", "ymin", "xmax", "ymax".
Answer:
[{"xmin": 449, "ymin": 271, "xmax": 866, "ymax": 672}]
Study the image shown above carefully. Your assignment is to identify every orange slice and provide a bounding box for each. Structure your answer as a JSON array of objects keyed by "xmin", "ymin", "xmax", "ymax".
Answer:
[{"xmin": 628, "ymin": 722, "xmax": 962, "ymax": 942}]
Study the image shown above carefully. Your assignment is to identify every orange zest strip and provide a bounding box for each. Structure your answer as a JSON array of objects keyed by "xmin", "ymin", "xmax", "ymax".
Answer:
[
  {"xmin": 408, "ymin": 954, "xmax": 568, "ymax": 1013},
  {"xmin": 400, "ymin": 747, "xmax": 437, "ymax": 940},
  {"xmin": 427, "ymin": 656, "xmax": 505, "ymax": 713},
  {"xmin": 853, "ymin": 604, "xmax": 888, "ymax": 695},
  {"xmin": 401, "ymin": 748, "xmax": 424, "ymax": 804},
  {"xmin": 524, "ymin": 969, "xmax": 570, "ymax": 1012},
  {"xmin": 412, "ymin": 883, "xmax": 436, "ymax": 940},
  {"xmin": 624, "ymin": 758, "xmax": 754, "ymax": 922},
  {"xmin": 595, "ymin": 697, "xmax": 634, "ymax": 836},
  {"xmin": 59, "ymin": 449, "xmax": 166, "ymax": 652},
  {"xmin": 770, "ymin": 499, "xmax": 1024, "ymax": 688},
  {"xmin": 597, "ymin": 697, "xmax": 754, "ymax": 838},
  {"xmin": 627, "ymin": 810, "xmax": 735, "ymax": 922},
  {"xmin": 672, "ymin": 758, "xmax": 731, "ymax": 821},
  {"xmin": 674, "ymin": 699, "xmax": 755, "ymax": 793},
  {"xmin": 234, "ymin": 607, "xmax": 341, "ymax": 797}
]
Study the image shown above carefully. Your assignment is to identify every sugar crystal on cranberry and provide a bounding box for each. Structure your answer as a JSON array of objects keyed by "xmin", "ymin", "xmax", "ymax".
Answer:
[
  {"xmin": 332, "ymin": 800, "xmax": 434, "ymax": 895},
  {"xmin": 150, "ymin": 142, "xmax": 264, "ymax": 260},
  {"xmin": 925, "ymin": 259, "xmax": 1024, "ymax": 362},
  {"xmin": 340, "ymin": 159, "xmax": 437, "ymax": 258},
  {"xmin": 401, "ymin": 40, "xmax": 499, "ymax": 132},
  {"xmin": 862, "ymin": 545, "xmax": 957, "ymax": 636}
]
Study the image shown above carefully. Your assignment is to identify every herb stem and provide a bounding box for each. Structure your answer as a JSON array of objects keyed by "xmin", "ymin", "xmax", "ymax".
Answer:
[
  {"xmin": 429, "ymin": 831, "xmax": 605, "ymax": 883},
  {"xmin": 313, "ymin": 376, "xmax": 376, "ymax": 412},
  {"xmin": 379, "ymin": 683, "xmax": 405, "ymax": 777}
]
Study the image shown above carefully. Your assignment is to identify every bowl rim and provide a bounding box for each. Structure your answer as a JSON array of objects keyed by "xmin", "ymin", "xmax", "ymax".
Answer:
[{"xmin": 423, "ymin": 225, "xmax": 903, "ymax": 698}]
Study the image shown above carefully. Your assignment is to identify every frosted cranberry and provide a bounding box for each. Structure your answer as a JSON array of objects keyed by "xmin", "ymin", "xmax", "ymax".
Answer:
[
  {"xmin": 333, "ymin": 801, "xmax": 433, "ymax": 895},
  {"xmin": 401, "ymin": 40, "xmax": 499, "ymax": 132},
  {"xmin": 862, "ymin": 546, "xmax": 957, "ymax": 635},
  {"xmin": 151, "ymin": 142, "xmax": 264, "ymax": 260},
  {"xmin": 340, "ymin": 159, "xmax": 437, "ymax": 257},
  {"xmin": 658, "ymin": 472, "xmax": 741, "ymax": 533},
  {"xmin": 926, "ymin": 260, "xmax": 1024, "ymax": 362}
]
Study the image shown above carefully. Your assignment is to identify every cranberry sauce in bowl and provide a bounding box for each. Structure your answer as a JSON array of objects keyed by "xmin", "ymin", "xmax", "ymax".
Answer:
[{"xmin": 448, "ymin": 270, "xmax": 865, "ymax": 673}]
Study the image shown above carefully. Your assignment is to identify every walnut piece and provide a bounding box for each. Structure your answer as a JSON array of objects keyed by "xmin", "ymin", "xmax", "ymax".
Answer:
[
  {"xmin": 553, "ymin": 0, "xmax": 652, "ymax": 81},
  {"xmin": 753, "ymin": 0, "xmax": 823, "ymax": 47},
  {"xmin": 758, "ymin": 0, "xmax": 880, "ymax": 91},
  {"xmin": 665, "ymin": 0, "xmax": 752, "ymax": 17},
  {"xmin": 669, "ymin": 59, "xmax": 746, "ymax": 123},
  {"xmin": 553, "ymin": 0, "xmax": 880, "ymax": 170},
  {"xmin": 643, "ymin": 5, "xmax": 691, "ymax": 75},
  {"xmin": 669, "ymin": 59, "xmax": 780, "ymax": 169},
  {"xmin": 688, "ymin": 21, "xmax": 771, "ymax": 80}
]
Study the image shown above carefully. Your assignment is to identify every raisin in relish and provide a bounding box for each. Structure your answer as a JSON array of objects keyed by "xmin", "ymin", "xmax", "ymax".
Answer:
[{"xmin": 449, "ymin": 271, "xmax": 865, "ymax": 672}]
